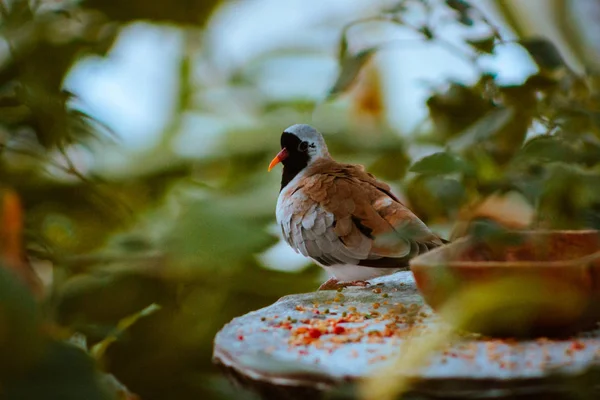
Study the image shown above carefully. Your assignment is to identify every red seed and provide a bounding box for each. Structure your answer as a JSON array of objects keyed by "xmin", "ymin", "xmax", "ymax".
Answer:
[
  {"xmin": 308, "ymin": 328, "xmax": 322, "ymax": 339},
  {"xmin": 237, "ymin": 335, "xmax": 244, "ymax": 341},
  {"xmin": 572, "ymin": 341, "xmax": 585, "ymax": 351},
  {"xmin": 333, "ymin": 326, "xmax": 346, "ymax": 334},
  {"xmin": 295, "ymin": 326, "xmax": 308, "ymax": 334}
]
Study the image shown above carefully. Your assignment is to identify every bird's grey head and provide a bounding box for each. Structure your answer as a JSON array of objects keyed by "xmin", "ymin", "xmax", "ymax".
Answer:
[
  {"xmin": 268, "ymin": 124, "xmax": 331, "ymax": 190},
  {"xmin": 282, "ymin": 124, "xmax": 329, "ymax": 159}
]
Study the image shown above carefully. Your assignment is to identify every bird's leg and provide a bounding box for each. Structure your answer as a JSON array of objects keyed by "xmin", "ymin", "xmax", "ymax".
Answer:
[
  {"xmin": 318, "ymin": 277, "xmax": 340, "ymax": 290},
  {"xmin": 318, "ymin": 278, "xmax": 370, "ymax": 291}
]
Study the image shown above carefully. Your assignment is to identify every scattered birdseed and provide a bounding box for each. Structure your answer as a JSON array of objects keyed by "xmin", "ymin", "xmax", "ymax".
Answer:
[
  {"xmin": 254, "ymin": 293, "xmax": 600, "ymax": 378},
  {"xmin": 309, "ymin": 329, "xmax": 322, "ymax": 339},
  {"xmin": 571, "ymin": 341, "xmax": 585, "ymax": 351}
]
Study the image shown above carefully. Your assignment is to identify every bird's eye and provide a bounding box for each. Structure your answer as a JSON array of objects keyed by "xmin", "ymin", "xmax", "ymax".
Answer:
[
  {"xmin": 309, "ymin": 143, "xmax": 316, "ymax": 149},
  {"xmin": 298, "ymin": 141, "xmax": 309, "ymax": 152}
]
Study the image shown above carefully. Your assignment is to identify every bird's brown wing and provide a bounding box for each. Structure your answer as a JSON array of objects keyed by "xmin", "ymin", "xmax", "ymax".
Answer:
[{"xmin": 279, "ymin": 160, "xmax": 443, "ymax": 267}]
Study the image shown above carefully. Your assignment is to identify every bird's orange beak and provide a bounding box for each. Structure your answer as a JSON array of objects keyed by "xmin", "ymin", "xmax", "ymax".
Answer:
[{"xmin": 268, "ymin": 148, "xmax": 289, "ymax": 171}]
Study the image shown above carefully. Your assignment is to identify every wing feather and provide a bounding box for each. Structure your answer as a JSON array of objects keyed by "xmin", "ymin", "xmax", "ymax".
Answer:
[{"xmin": 277, "ymin": 159, "xmax": 444, "ymax": 268}]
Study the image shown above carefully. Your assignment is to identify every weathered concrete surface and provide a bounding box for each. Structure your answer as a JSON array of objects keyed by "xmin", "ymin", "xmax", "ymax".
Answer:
[{"xmin": 213, "ymin": 271, "xmax": 600, "ymax": 399}]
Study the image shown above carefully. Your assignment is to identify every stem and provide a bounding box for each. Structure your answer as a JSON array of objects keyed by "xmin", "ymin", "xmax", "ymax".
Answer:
[{"xmin": 58, "ymin": 145, "xmax": 92, "ymax": 184}]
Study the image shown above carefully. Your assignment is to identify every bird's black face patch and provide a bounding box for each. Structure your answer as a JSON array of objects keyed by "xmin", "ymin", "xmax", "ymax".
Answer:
[{"xmin": 280, "ymin": 131, "xmax": 311, "ymax": 190}]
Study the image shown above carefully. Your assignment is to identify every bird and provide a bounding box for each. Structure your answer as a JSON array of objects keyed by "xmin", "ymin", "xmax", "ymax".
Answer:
[{"xmin": 268, "ymin": 124, "xmax": 447, "ymax": 290}]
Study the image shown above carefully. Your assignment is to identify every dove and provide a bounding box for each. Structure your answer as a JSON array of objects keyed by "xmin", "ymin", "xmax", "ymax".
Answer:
[{"xmin": 269, "ymin": 124, "xmax": 446, "ymax": 290}]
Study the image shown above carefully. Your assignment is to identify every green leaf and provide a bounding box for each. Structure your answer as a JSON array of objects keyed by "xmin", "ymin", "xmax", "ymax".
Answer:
[
  {"xmin": 499, "ymin": 84, "xmax": 538, "ymax": 110},
  {"xmin": 3, "ymin": 341, "xmax": 114, "ymax": 400},
  {"xmin": 519, "ymin": 38, "xmax": 565, "ymax": 71},
  {"xmin": 446, "ymin": 0, "xmax": 473, "ymax": 26},
  {"xmin": 337, "ymin": 29, "xmax": 349, "ymax": 62},
  {"xmin": 446, "ymin": 0, "xmax": 471, "ymax": 13},
  {"xmin": 448, "ymin": 107, "xmax": 514, "ymax": 150},
  {"xmin": 0, "ymin": 266, "xmax": 44, "ymax": 378},
  {"xmin": 580, "ymin": 135, "xmax": 600, "ymax": 166},
  {"xmin": 84, "ymin": 0, "xmax": 221, "ymax": 25},
  {"xmin": 466, "ymin": 36, "xmax": 495, "ymax": 54},
  {"xmin": 90, "ymin": 303, "xmax": 161, "ymax": 361},
  {"xmin": 163, "ymin": 200, "xmax": 276, "ymax": 271},
  {"xmin": 327, "ymin": 48, "xmax": 377, "ymax": 99},
  {"xmin": 426, "ymin": 82, "xmax": 494, "ymax": 138},
  {"xmin": 368, "ymin": 151, "xmax": 410, "ymax": 181},
  {"xmin": 449, "ymin": 106, "xmax": 531, "ymax": 164},
  {"xmin": 409, "ymin": 152, "xmax": 471, "ymax": 175},
  {"xmin": 514, "ymin": 134, "xmax": 600, "ymax": 168},
  {"xmin": 536, "ymin": 163, "xmax": 600, "ymax": 229},
  {"xmin": 418, "ymin": 26, "xmax": 434, "ymax": 40},
  {"xmin": 405, "ymin": 175, "xmax": 466, "ymax": 220},
  {"xmin": 522, "ymin": 74, "xmax": 558, "ymax": 92},
  {"xmin": 56, "ymin": 273, "xmax": 168, "ymax": 330},
  {"xmin": 517, "ymin": 135, "xmax": 578, "ymax": 163}
]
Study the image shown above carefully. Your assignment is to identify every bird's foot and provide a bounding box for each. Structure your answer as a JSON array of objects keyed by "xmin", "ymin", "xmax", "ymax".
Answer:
[{"xmin": 318, "ymin": 278, "xmax": 370, "ymax": 291}]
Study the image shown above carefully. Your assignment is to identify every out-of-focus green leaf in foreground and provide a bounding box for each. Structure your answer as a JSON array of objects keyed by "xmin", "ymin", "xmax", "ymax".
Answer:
[
  {"xmin": 0, "ymin": 267, "xmax": 114, "ymax": 400},
  {"xmin": 3, "ymin": 341, "xmax": 115, "ymax": 400},
  {"xmin": 162, "ymin": 199, "xmax": 277, "ymax": 273},
  {"xmin": 409, "ymin": 151, "xmax": 472, "ymax": 175},
  {"xmin": 0, "ymin": 266, "xmax": 44, "ymax": 377}
]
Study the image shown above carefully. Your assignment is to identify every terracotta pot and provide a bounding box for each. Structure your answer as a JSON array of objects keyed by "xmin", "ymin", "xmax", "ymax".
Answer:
[{"xmin": 409, "ymin": 230, "xmax": 600, "ymax": 337}]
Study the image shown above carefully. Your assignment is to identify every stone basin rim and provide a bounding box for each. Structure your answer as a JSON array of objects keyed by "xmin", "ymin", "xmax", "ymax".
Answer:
[
  {"xmin": 410, "ymin": 230, "xmax": 600, "ymax": 269},
  {"xmin": 213, "ymin": 270, "xmax": 600, "ymax": 398},
  {"xmin": 213, "ymin": 341, "xmax": 600, "ymax": 397}
]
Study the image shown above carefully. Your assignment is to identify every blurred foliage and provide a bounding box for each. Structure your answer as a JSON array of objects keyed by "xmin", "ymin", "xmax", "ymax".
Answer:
[
  {"xmin": 0, "ymin": 0, "xmax": 307, "ymax": 399},
  {"xmin": 323, "ymin": 0, "xmax": 600, "ymax": 228},
  {"xmin": 0, "ymin": 0, "xmax": 598, "ymax": 399},
  {"xmin": 83, "ymin": 0, "xmax": 220, "ymax": 24}
]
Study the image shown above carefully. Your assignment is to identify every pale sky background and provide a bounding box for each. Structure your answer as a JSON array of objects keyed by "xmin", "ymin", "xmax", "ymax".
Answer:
[
  {"xmin": 63, "ymin": 0, "xmax": 539, "ymax": 273},
  {"xmin": 65, "ymin": 0, "xmax": 537, "ymax": 151}
]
